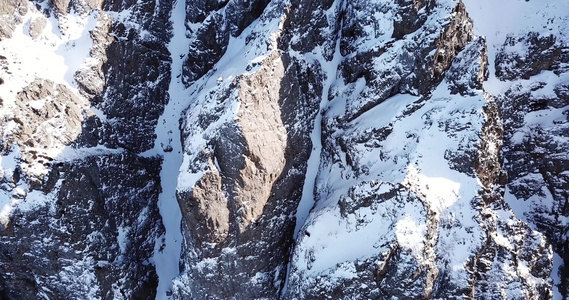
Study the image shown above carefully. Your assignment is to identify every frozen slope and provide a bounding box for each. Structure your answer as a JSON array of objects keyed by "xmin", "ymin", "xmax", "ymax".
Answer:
[{"xmin": 146, "ymin": 0, "xmax": 191, "ymax": 298}]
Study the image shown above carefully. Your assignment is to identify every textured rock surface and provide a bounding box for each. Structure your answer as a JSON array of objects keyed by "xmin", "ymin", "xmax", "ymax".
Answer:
[
  {"xmin": 0, "ymin": 0, "xmax": 27, "ymax": 39},
  {"xmin": 285, "ymin": 1, "xmax": 556, "ymax": 299},
  {"xmin": 174, "ymin": 1, "xmax": 322, "ymax": 296},
  {"xmin": 181, "ymin": 0, "xmax": 272, "ymax": 84},
  {"xmin": 0, "ymin": 0, "xmax": 567, "ymax": 299},
  {"xmin": 495, "ymin": 34, "xmax": 569, "ymax": 297},
  {"xmin": 0, "ymin": 0, "xmax": 172, "ymax": 298},
  {"xmin": 0, "ymin": 154, "xmax": 163, "ymax": 299}
]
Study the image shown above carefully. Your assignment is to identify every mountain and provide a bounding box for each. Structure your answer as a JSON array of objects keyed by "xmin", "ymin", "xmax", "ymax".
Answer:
[{"xmin": 0, "ymin": 0, "xmax": 567, "ymax": 299}]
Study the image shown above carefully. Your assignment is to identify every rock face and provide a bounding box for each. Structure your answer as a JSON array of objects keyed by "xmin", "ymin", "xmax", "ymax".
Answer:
[
  {"xmin": 284, "ymin": 2, "xmax": 552, "ymax": 297},
  {"xmin": 0, "ymin": 153, "xmax": 163, "ymax": 299},
  {"xmin": 0, "ymin": 0, "xmax": 568, "ymax": 299},
  {"xmin": 495, "ymin": 32, "xmax": 569, "ymax": 297},
  {"xmin": 0, "ymin": 0, "xmax": 171, "ymax": 298},
  {"xmin": 174, "ymin": 2, "xmax": 322, "ymax": 296}
]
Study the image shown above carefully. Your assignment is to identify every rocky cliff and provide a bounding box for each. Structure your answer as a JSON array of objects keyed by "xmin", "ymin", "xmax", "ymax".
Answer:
[{"xmin": 0, "ymin": 0, "xmax": 567, "ymax": 299}]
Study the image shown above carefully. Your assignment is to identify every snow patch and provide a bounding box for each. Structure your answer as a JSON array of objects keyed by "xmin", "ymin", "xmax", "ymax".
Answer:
[
  {"xmin": 395, "ymin": 215, "xmax": 426, "ymax": 258},
  {"xmin": 404, "ymin": 165, "xmax": 461, "ymax": 214}
]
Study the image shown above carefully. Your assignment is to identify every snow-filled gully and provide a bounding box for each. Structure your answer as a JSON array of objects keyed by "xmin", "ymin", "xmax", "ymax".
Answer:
[
  {"xmin": 282, "ymin": 6, "xmax": 344, "ymax": 295},
  {"xmin": 143, "ymin": 0, "xmax": 191, "ymax": 298},
  {"xmin": 292, "ymin": 43, "xmax": 343, "ymax": 239}
]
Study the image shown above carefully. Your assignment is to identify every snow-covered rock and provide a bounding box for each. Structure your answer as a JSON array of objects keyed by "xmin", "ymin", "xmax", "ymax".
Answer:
[{"xmin": 0, "ymin": 0, "xmax": 567, "ymax": 299}]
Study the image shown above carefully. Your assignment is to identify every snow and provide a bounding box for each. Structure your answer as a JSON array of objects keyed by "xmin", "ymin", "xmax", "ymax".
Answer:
[
  {"xmin": 148, "ymin": 0, "xmax": 192, "ymax": 298},
  {"xmin": 288, "ymin": 38, "xmax": 491, "ymax": 289},
  {"xmin": 0, "ymin": 5, "xmax": 97, "ymax": 107},
  {"xmin": 395, "ymin": 214, "xmax": 426, "ymax": 258},
  {"xmin": 524, "ymin": 104, "xmax": 569, "ymax": 128},
  {"xmin": 552, "ymin": 252, "xmax": 563, "ymax": 300},
  {"xmin": 0, "ymin": 0, "xmax": 563, "ymax": 297},
  {"xmin": 462, "ymin": 0, "xmax": 569, "ymax": 95},
  {"xmin": 0, "ymin": 193, "xmax": 13, "ymax": 228},
  {"xmin": 13, "ymin": 188, "xmax": 56, "ymax": 214},
  {"xmin": 117, "ymin": 225, "xmax": 130, "ymax": 254},
  {"xmin": 348, "ymin": 93, "xmax": 420, "ymax": 131},
  {"xmin": 0, "ymin": 146, "xmax": 21, "ymax": 227},
  {"xmin": 295, "ymin": 198, "xmax": 426, "ymax": 277},
  {"xmin": 27, "ymin": 98, "xmax": 48, "ymax": 110},
  {"xmin": 58, "ymin": 255, "xmax": 102, "ymax": 300},
  {"xmin": 176, "ymin": 154, "xmax": 204, "ymax": 192},
  {"xmin": 462, "ymin": 0, "xmax": 569, "ymax": 295},
  {"xmin": 0, "ymin": 2, "xmax": 101, "ymax": 229},
  {"xmin": 292, "ymin": 23, "xmax": 344, "ymax": 240},
  {"xmin": 0, "ymin": 145, "xmax": 19, "ymax": 176},
  {"xmin": 0, "ymin": 5, "xmax": 96, "ymax": 179}
]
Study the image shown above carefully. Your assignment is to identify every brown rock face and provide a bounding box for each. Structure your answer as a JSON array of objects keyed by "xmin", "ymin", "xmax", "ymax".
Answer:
[
  {"xmin": 0, "ymin": 0, "xmax": 27, "ymax": 39},
  {"xmin": 9, "ymin": 79, "xmax": 86, "ymax": 187},
  {"xmin": 176, "ymin": 48, "xmax": 318, "ymax": 298},
  {"xmin": 182, "ymin": 53, "xmax": 289, "ymax": 249},
  {"xmin": 180, "ymin": 53, "xmax": 288, "ymax": 253}
]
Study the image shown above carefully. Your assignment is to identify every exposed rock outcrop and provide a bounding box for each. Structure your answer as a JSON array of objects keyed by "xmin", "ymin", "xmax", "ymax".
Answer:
[
  {"xmin": 286, "ymin": 1, "xmax": 554, "ymax": 298},
  {"xmin": 0, "ymin": 0, "xmax": 27, "ymax": 39},
  {"xmin": 0, "ymin": 0, "xmax": 173, "ymax": 298},
  {"xmin": 0, "ymin": 0, "xmax": 567, "ymax": 298},
  {"xmin": 495, "ymin": 35, "xmax": 569, "ymax": 296},
  {"xmin": 0, "ymin": 153, "xmax": 163, "ymax": 299},
  {"xmin": 175, "ymin": 6, "xmax": 322, "ymax": 296},
  {"xmin": 182, "ymin": 0, "xmax": 272, "ymax": 84}
]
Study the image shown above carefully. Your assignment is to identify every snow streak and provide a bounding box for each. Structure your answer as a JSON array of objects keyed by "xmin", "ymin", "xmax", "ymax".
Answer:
[
  {"xmin": 292, "ymin": 39, "xmax": 343, "ymax": 239},
  {"xmin": 283, "ymin": 1, "xmax": 345, "ymax": 295},
  {"xmin": 147, "ymin": 0, "xmax": 191, "ymax": 298}
]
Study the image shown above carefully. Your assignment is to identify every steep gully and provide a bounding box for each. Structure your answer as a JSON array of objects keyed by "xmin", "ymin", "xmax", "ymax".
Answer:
[
  {"xmin": 284, "ymin": 8, "xmax": 344, "ymax": 294},
  {"xmin": 140, "ymin": 0, "xmax": 191, "ymax": 298}
]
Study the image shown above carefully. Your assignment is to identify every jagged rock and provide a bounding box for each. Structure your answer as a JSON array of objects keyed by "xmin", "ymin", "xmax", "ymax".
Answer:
[
  {"xmin": 50, "ymin": 0, "xmax": 71, "ymax": 15},
  {"xmin": 10, "ymin": 79, "xmax": 86, "ymax": 187},
  {"xmin": 75, "ymin": 12, "xmax": 113, "ymax": 99},
  {"xmin": 391, "ymin": 0, "xmax": 435, "ymax": 40},
  {"xmin": 496, "ymin": 32, "xmax": 569, "ymax": 81},
  {"xmin": 75, "ymin": 0, "xmax": 173, "ymax": 153},
  {"xmin": 496, "ymin": 71, "xmax": 569, "ymax": 298},
  {"xmin": 0, "ymin": 0, "xmax": 567, "ymax": 298},
  {"xmin": 0, "ymin": 0, "xmax": 173, "ymax": 298},
  {"xmin": 0, "ymin": 153, "xmax": 164, "ymax": 299},
  {"xmin": 182, "ymin": 0, "xmax": 272, "ymax": 84},
  {"xmin": 27, "ymin": 17, "xmax": 46, "ymax": 39},
  {"xmin": 286, "ymin": 0, "xmax": 553, "ymax": 298},
  {"xmin": 182, "ymin": 13, "xmax": 229, "ymax": 83},
  {"xmin": 445, "ymin": 37, "xmax": 488, "ymax": 96},
  {"xmin": 175, "ymin": 42, "xmax": 320, "ymax": 298},
  {"xmin": 0, "ymin": 0, "xmax": 27, "ymax": 39},
  {"xmin": 332, "ymin": 0, "xmax": 475, "ymax": 122}
]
